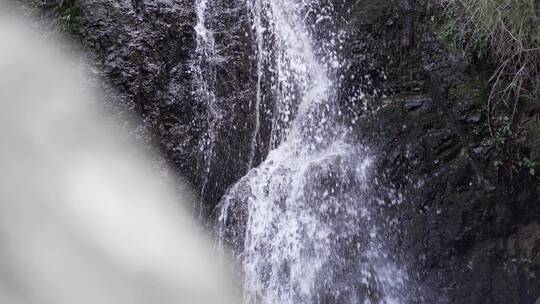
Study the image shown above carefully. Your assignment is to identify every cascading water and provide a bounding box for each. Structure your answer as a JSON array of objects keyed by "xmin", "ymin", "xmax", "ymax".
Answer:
[{"xmin": 192, "ymin": 0, "xmax": 409, "ymax": 302}]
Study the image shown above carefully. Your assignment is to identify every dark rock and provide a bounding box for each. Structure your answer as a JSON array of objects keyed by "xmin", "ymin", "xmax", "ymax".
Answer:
[
  {"xmin": 404, "ymin": 95, "xmax": 431, "ymax": 112},
  {"xmin": 78, "ymin": 0, "xmax": 200, "ymax": 184},
  {"xmin": 346, "ymin": 1, "xmax": 540, "ymax": 302},
  {"xmin": 341, "ymin": 0, "xmax": 540, "ymax": 303},
  {"xmin": 466, "ymin": 113, "xmax": 482, "ymax": 124},
  {"xmin": 78, "ymin": 0, "xmax": 259, "ymax": 217}
]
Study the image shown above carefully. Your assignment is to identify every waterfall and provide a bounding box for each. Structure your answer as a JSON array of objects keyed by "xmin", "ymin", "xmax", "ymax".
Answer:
[{"xmin": 192, "ymin": 0, "xmax": 409, "ymax": 302}]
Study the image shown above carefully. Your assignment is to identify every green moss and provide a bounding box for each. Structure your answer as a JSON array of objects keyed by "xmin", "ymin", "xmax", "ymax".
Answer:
[
  {"xmin": 448, "ymin": 76, "xmax": 484, "ymax": 104},
  {"xmin": 433, "ymin": 9, "xmax": 462, "ymax": 53},
  {"xmin": 433, "ymin": 7, "xmax": 489, "ymax": 58}
]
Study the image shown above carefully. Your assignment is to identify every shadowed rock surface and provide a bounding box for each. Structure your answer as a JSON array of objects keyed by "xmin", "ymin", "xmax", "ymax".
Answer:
[
  {"xmin": 79, "ymin": 0, "xmax": 201, "ymax": 188},
  {"xmin": 78, "ymin": 0, "xmax": 261, "ymax": 217},
  {"xmin": 346, "ymin": 1, "xmax": 540, "ymax": 303}
]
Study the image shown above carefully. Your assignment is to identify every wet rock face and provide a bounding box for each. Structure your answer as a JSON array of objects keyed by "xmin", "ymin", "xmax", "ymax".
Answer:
[
  {"xmin": 197, "ymin": 0, "xmax": 259, "ymax": 215},
  {"xmin": 79, "ymin": 0, "xmax": 201, "ymax": 184},
  {"xmin": 361, "ymin": 95, "xmax": 540, "ymax": 303},
  {"xmin": 346, "ymin": 1, "xmax": 540, "ymax": 303},
  {"xmin": 78, "ymin": 0, "xmax": 258, "ymax": 216}
]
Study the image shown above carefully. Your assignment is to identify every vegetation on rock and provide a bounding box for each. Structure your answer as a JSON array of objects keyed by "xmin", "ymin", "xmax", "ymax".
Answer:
[
  {"xmin": 32, "ymin": 0, "xmax": 80, "ymax": 34},
  {"xmin": 438, "ymin": 0, "xmax": 540, "ymax": 177}
]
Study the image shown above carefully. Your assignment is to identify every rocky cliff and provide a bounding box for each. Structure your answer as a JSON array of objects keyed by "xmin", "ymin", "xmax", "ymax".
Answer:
[{"xmin": 70, "ymin": 0, "xmax": 540, "ymax": 302}]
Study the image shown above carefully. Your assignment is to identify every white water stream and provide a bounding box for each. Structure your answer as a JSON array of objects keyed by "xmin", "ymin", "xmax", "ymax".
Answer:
[{"xmin": 194, "ymin": 0, "xmax": 408, "ymax": 302}]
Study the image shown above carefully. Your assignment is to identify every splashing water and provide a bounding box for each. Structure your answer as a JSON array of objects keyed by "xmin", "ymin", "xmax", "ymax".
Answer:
[{"xmin": 195, "ymin": 0, "xmax": 411, "ymax": 302}]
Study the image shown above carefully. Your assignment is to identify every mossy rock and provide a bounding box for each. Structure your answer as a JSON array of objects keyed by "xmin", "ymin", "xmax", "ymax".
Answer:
[{"xmin": 448, "ymin": 75, "xmax": 484, "ymax": 105}]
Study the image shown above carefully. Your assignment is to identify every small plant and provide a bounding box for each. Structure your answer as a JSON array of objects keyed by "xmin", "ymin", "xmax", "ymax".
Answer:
[
  {"xmin": 518, "ymin": 157, "xmax": 538, "ymax": 176},
  {"xmin": 495, "ymin": 115, "xmax": 512, "ymax": 145},
  {"xmin": 436, "ymin": 6, "xmax": 489, "ymax": 58},
  {"xmin": 57, "ymin": 0, "xmax": 80, "ymax": 32},
  {"xmin": 491, "ymin": 113, "xmax": 540, "ymax": 177},
  {"xmin": 33, "ymin": 0, "xmax": 81, "ymax": 34}
]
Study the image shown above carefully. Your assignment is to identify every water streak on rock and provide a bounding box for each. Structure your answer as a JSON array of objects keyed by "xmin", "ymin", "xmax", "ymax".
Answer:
[{"xmin": 193, "ymin": 0, "xmax": 220, "ymax": 212}]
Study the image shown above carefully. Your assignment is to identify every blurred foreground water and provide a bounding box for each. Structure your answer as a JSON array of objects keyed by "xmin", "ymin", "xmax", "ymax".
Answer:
[{"xmin": 0, "ymin": 4, "xmax": 237, "ymax": 304}]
